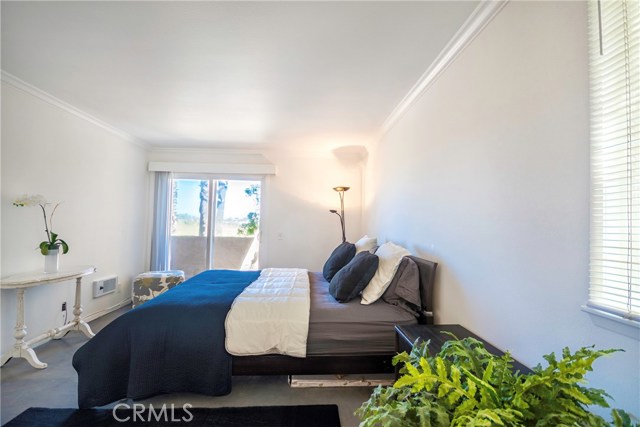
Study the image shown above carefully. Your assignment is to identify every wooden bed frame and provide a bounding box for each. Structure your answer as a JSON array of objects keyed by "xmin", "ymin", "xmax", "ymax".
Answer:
[{"xmin": 232, "ymin": 256, "xmax": 438, "ymax": 376}]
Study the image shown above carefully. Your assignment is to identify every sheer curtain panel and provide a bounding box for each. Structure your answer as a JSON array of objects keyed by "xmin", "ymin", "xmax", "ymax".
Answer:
[{"xmin": 150, "ymin": 172, "xmax": 173, "ymax": 271}]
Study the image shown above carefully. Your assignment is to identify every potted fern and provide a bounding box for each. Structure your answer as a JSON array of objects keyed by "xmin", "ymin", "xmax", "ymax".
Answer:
[{"xmin": 357, "ymin": 334, "xmax": 637, "ymax": 427}]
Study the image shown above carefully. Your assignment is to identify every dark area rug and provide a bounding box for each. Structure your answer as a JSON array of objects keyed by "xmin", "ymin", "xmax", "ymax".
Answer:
[{"xmin": 3, "ymin": 405, "xmax": 341, "ymax": 427}]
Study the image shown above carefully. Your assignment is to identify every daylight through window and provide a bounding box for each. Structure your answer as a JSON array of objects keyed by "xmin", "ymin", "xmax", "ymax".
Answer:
[
  {"xmin": 587, "ymin": 0, "xmax": 639, "ymax": 322},
  {"xmin": 169, "ymin": 178, "xmax": 261, "ymax": 277}
]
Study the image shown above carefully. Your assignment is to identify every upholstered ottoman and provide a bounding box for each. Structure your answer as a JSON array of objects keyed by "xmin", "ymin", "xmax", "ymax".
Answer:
[{"xmin": 132, "ymin": 270, "xmax": 185, "ymax": 308}]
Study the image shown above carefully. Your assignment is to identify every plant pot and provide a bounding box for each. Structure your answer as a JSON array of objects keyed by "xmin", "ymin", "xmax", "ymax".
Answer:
[{"xmin": 44, "ymin": 248, "xmax": 59, "ymax": 273}]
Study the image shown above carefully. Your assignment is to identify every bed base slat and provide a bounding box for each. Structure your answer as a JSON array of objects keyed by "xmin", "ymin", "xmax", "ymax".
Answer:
[{"xmin": 232, "ymin": 354, "xmax": 394, "ymax": 375}]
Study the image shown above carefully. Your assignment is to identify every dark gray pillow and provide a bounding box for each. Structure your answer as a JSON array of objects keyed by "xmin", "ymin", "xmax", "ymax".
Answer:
[
  {"xmin": 322, "ymin": 242, "xmax": 356, "ymax": 282},
  {"xmin": 382, "ymin": 256, "xmax": 421, "ymax": 316},
  {"xmin": 329, "ymin": 252, "xmax": 379, "ymax": 303}
]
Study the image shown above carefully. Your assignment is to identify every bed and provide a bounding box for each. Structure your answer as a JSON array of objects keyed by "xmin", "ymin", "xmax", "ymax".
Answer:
[{"xmin": 73, "ymin": 255, "xmax": 437, "ymax": 408}]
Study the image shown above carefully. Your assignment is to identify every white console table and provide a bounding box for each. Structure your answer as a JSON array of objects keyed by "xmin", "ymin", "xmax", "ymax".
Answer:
[{"xmin": 0, "ymin": 266, "xmax": 96, "ymax": 369}]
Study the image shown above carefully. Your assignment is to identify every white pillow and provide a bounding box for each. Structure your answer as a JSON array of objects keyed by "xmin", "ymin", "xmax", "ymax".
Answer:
[
  {"xmin": 361, "ymin": 242, "xmax": 411, "ymax": 305},
  {"xmin": 355, "ymin": 235, "xmax": 377, "ymax": 254}
]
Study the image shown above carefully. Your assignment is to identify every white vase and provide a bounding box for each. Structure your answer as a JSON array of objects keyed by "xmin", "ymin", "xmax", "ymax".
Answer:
[{"xmin": 44, "ymin": 249, "xmax": 60, "ymax": 273}]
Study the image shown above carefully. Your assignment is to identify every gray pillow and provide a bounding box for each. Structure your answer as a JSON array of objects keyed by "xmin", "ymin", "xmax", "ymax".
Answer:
[
  {"xmin": 382, "ymin": 256, "xmax": 421, "ymax": 316},
  {"xmin": 329, "ymin": 252, "xmax": 379, "ymax": 303},
  {"xmin": 322, "ymin": 242, "xmax": 356, "ymax": 282}
]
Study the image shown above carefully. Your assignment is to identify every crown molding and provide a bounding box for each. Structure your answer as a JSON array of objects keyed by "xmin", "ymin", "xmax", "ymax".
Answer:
[
  {"xmin": 150, "ymin": 147, "xmax": 266, "ymax": 155},
  {"xmin": 1, "ymin": 70, "xmax": 149, "ymax": 150},
  {"xmin": 380, "ymin": 0, "xmax": 509, "ymax": 135},
  {"xmin": 148, "ymin": 161, "xmax": 276, "ymax": 175}
]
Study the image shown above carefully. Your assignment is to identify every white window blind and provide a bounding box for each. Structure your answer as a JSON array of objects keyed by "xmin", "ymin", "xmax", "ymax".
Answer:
[{"xmin": 588, "ymin": 0, "xmax": 640, "ymax": 322}]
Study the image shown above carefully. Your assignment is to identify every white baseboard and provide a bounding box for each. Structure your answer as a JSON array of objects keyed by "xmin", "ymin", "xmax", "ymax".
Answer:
[{"xmin": 83, "ymin": 298, "xmax": 132, "ymax": 323}]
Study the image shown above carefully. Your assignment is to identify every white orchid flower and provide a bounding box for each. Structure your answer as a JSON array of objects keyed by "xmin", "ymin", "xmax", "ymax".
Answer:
[
  {"xmin": 12, "ymin": 194, "xmax": 69, "ymax": 255},
  {"xmin": 13, "ymin": 194, "xmax": 47, "ymax": 207}
]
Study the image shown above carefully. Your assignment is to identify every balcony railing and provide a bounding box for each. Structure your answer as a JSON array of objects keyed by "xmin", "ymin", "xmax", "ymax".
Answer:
[{"xmin": 170, "ymin": 235, "xmax": 258, "ymax": 278}]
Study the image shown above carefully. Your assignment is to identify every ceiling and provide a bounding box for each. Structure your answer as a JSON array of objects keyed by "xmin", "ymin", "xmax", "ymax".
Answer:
[{"xmin": 1, "ymin": 1, "xmax": 479, "ymax": 149}]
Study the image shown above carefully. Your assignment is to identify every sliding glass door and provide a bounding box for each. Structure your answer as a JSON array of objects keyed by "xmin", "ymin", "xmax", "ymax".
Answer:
[{"xmin": 169, "ymin": 177, "xmax": 261, "ymax": 277}]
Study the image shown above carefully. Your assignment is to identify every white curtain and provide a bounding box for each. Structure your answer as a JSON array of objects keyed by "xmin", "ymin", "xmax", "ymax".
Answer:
[{"xmin": 150, "ymin": 172, "xmax": 172, "ymax": 271}]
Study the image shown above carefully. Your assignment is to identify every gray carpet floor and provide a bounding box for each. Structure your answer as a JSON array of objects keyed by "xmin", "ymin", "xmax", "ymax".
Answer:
[{"xmin": 1, "ymin": 306, "xmax": 378, "ymax": 426}]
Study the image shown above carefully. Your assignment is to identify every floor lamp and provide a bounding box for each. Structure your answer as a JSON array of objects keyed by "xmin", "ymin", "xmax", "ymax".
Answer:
[{"xmin": 329, "ymin": 186, "xmax": 349, "ymax": 243}]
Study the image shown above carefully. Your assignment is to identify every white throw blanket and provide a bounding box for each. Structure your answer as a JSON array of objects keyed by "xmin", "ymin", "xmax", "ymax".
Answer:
[{"xmin": 225, "ymin": 268, "xmax": 310, "ymax": 357}]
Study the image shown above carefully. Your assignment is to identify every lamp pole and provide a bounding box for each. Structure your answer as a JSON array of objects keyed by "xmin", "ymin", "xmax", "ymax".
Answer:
[{"xmin": 330, "ymin": 186, "xmax": 349, "ymax": 243}]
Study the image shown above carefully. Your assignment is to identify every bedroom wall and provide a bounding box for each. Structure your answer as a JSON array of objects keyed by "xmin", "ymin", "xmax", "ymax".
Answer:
[
  {"xmin": 1, "ymin": 82, "xmax": 149, "ymax": 355},
  {"xmin": 147, "ymin": 146, "xmax": 364, "ymax": 272},
  {"xmin": 364, "ymin": 1, "xmax": 639, "ymax": 416}
]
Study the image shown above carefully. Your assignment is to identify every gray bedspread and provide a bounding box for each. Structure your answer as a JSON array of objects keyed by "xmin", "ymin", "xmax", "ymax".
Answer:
[{"xmin": 307, "ymin": 272, "xmax": 417, "ymax": 355}]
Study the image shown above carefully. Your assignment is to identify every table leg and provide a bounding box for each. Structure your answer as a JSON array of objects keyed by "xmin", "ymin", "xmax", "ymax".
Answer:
[
  {"xmin": 0, "ymin": 352, "xmax": 11, "ymax": 366},
  {"xmin": 0, "ymin": 289, "xmax": 47, "ymax": 369},
  {"xmin": 73, "ymin": 277, "xmax": 94, "ymax": 338},
  {"xmin": 20, "ymin": 348, "xmax": 47, "ymax": 369}
]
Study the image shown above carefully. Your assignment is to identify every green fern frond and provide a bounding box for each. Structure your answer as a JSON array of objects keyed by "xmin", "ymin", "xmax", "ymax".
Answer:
[{"xmin": 358, "ymin": 338, "xmax": 633, "ymax": 427}]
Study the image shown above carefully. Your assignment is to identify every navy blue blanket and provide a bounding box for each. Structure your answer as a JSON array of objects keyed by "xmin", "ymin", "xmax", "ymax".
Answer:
[{"xmin": 73, "ymin": 269, "xmax": 261, "ymax": 408}]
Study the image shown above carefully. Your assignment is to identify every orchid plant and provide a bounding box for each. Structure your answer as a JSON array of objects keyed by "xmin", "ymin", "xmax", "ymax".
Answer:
[{"xmin": 13, "ymin": 194, "xmax": 69, "ymax": 255}]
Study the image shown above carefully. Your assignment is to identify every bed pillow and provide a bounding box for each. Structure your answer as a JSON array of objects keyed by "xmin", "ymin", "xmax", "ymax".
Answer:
[
  {"xmin": 322, "ymin": 242, "xmax": 356, "ymax": 282},
  {"xmin": 329, "ymin": 252, "xmax": 379, "ymax": 303},
  {"xmin": 382, "ymin": 256, "xmax": 421, "ymax": 316},
  {"xmin": 354, "ymin": 235, "xmax": 378, "ymax": 254},
  {"xmin": 361, "ymin": 242, "xmax": 411, "ymax": 305}
]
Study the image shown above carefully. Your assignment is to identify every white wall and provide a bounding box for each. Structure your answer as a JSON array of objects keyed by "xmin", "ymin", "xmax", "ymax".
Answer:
[
  {"xmin": 0, "ymin": 81, "xmax": 364, "ymax": 356},
  {"xmin": 1, "ymin": 82, "xmax": 149, "ymax": 354},
  {"xmin": 148, "ymin": 146, "xmax": 364, "ymax": 272},
  {"xmin": 365, "ymin": 1, "xmax": 639, "ymax": 416}
]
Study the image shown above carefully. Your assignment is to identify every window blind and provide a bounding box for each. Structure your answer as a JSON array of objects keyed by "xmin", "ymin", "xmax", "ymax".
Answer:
[{"xmin": 588, "ymin": 0, "xmax": 640, "ymax": 321}]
